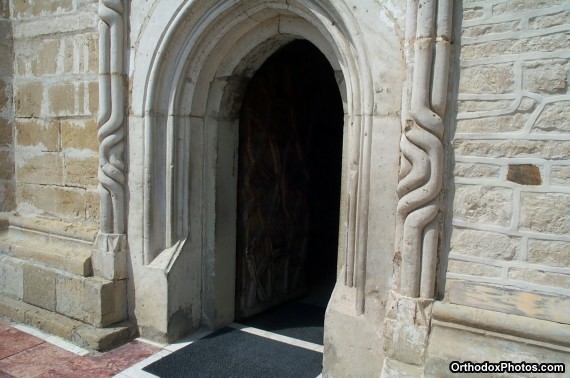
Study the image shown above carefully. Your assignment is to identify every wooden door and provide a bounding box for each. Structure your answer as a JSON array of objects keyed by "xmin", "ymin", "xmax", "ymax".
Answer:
[
  {"xmin": 236, "ymin": 48, "xmax": 312, "ymax": 319},
  {"xmin": 236, "ymin": 40, "xmax": 344, "ymax": 319}
]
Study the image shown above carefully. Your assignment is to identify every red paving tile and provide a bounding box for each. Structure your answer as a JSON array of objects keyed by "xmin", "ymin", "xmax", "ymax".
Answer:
[
  {"xmin": 0, "ymin": 321, "xmax": 162, "ymax": 377},
  {"xmin": 0, "ymin": 327, "xmax": 45, "ymax": 359},
  {"xmin": 86, "ymin": 340, "xmax": 161, "ymax": 373},
  {"xmin": 0, "ymin": 342, "xmax": 78, "ymax": 377},
  {"xmin": 35, "ymin": 358, "xmax": 116, "ymax": 378}
]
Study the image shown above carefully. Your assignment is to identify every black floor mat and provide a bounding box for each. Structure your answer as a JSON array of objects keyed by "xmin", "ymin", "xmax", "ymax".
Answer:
[
  {"xmin": 143, "ymin": 327, "xmax": 323, "ymax": 378},
  {"xmin": 239, "ymin": 301, "xmax": 325, "ymax": 345}
]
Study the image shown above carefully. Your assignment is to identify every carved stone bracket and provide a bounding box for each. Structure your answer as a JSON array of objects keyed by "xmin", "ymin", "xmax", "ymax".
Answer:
[
  {"xmin": 92, "ymin": 233, "xmax": 128, "ymax": 280},
  {"xmin": 95, "ymin": 0, "xmax": 127, "ymax": 280},
  {"xmin": 383, "ymin": 290, "xmax": 434, "ymax": 365}
]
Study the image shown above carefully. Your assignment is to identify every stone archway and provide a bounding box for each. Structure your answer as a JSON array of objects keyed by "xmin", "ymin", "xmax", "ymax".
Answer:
[
  {"xmin": 125, "ymin": 9, "xmax": 407, "ymax": 374},
  {"xmin": 128, "ymin": 0, "xmax": 376, "ymax": 340}
]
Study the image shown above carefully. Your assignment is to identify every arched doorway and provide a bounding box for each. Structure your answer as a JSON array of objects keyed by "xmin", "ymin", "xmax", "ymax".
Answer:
[{"xmin": 236, "ymin": 40, "xmax": 343, "ymax": 319}]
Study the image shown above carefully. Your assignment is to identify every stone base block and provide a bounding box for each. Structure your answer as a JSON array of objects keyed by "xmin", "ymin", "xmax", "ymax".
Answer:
[
  {"xmin": 0, "ymin": 254, "xmax": 127, "ymax": 327},
  {"xmin": 383, "ymin": 291, "xmax": 433, "ymax": 366},
  {"xmin": 92, "ymin": 233, "xmax": 128, "ymax": 280},
  {"xmin": 322, "ymin": 282, "xmax": 384, "ymax": 377},
  {"xmin": 0, "ymin": 295, "xmax": 137, "ymax": 351}
]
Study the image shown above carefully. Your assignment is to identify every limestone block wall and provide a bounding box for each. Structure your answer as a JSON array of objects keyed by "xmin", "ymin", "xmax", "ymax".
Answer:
[
  {"xmin": 0, "ymin": 0, "xmax": 14, "ymax": 212},
  {"xmin": 10, "ymin": 0, "xmax": 100, "ymax": 224},
  {"xmin": 446, "ymin": 0, "xmax": 570, "ymax": 322}
]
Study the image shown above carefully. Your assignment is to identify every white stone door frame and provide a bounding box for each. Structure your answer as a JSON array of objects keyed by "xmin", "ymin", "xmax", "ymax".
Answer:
[{"xmin": 127, "ymin": 0, "xmax": 401, "ymax": 340}]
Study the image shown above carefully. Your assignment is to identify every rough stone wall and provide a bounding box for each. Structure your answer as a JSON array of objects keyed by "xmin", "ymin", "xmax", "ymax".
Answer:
[
  {"xmin": 0, "ymin": 0, "xmax": 14, "ymax": 212},
  {"xmin": 10, "ymin": 0, "xmax": 99, "ymax": 224},
  {"xmin": 448, "ymin": 0, "xmax": 570, "ymax": 322}
]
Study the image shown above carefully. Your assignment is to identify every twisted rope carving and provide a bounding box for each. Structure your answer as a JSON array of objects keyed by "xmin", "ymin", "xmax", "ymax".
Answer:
[
  {"xmin": 396, "ymin": 0, "xmax": 451, "ymax": 299},
  {"xmin": 98, "ymin": 0, "xmax": 125, "ymax": 234}
]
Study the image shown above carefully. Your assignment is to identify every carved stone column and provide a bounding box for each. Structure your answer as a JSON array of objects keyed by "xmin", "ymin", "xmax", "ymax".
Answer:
[
  {"xmin": 92, "ymin": 0, "xmax": 127, "ymax": 280},
  {"xmin": 383, "ymin": 0, "xmax": 452, "ymax": 369}
]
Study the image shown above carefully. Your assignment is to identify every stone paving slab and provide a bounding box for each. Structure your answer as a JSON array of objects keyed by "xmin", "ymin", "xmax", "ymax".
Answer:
[{"xmin": 0, "ymin": 319, "xmax": 160, "ymax": 378}]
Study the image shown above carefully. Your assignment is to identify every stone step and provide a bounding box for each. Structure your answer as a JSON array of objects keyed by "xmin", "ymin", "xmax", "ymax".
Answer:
[
  {"xmin": 0, "ymin": 295, "xmax": 137, "ymax": 352},
  {"xmin": 0, "ymin": 254, "xmax": 127, "ymax": 327},
  {"xmin": 0, "ymin": 215, "xmax": 96, "ymax": 277}
]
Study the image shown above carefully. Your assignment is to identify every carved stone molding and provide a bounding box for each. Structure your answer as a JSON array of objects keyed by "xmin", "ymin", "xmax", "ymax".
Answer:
[
  {"xmin": 95, "ymin": 0, "xmax": 127, "ymax": 280},
  {"xmin": 97, "ymin": 0, "xmax": 126, "ymax": 236},
  {"xmin": 395, "ymin": 0, "xmax": 452, "ymax": 299}
]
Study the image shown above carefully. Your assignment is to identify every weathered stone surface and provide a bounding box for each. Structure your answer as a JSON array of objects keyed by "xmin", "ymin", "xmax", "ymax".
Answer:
[
  {"xmin": 23, "ymin": 263, "xmax": 56, "ymax": 311},
  {"xmin": 15, "ymin": 152, "xmax": 63, "ymax": 184},
  {"xmin": 0, "ymin": 80, "xmax": 8, "ymax": 110},
  {"xmin": 453, "ymin": 185, "xmax": 513, "ymax": 226},
  {"xmin": 506, "ymin": 164, "xmax": 542, "ymax": 185},
  {"xmin": 0, "ymin": 182, "xmax": 15, "ymax": 212},
  {"xmin": 457, "ymin": 112, "xmax": 532, "ymax": 133},
  {"xmin": 453, "ymin": 162, "xmax": 500, "ymax": 178},
  {"xmin": 15, "ymin": 119, "xmax": 59, "ymax": 151},
  {"xmin": 48, "ymin": 82, "xmax": 76, "ymax": 115},
  {"xmin": 508, "ymin": 267, "xmax": 570, "ymax": 289},
  {"xmin": 457, "ymin": 99, "xmax": 514, "ymax": 113},
  {"xmin": 14, "ymin": 81, "xmax": 43, "ymax": 117},
  {"xmin": 454, "ymin": 139, "xmax": 570, "ymax": 160},
  {"xmin": 0, "ymin": 295, "xmax": 136, "ymax": 351},
  {"xmin": 528, "ymin": 239, "xmax": 570, "ymax": 268},
  {"xmin": 447, "ymin": 259, "xmax": 502, "ymax": 277},
  {"xmin": 61, "ymin": 119, "xmax": 98, "ymax": 151},
  {"xmin": 72, "ymin": 321, "xmax": 137, "ymax": 352},
  {"xmin": 530, "ymin": 10, "xmax": 570, "ymax": 30},
  {"xmin": 88, "ymin": 81, "xmax": 98, "ymax": 114},
  {"xmin": 0, "ymin": 118, "xmax": 10, "ymax": 149},
  {"xmin": 24, "ymin": 306, "xmax": 79, "ymax": 340},
  {"xmin": 64, "ymin": 154, "xmax": 98, "ymax": 187},
  {"xmin": 56, "ymin": 275, "xmax": 127, "ymax": 327},
  {"xmin": 462, "ymin": 32, "xmax": 570, "ymax": 60},
  {"xmin": 31, "ymin": 39, "xmax": 60, "ymax": 76},
  {"xmin": 450, "ymin": 228, "xmax": 519, "ymax": 260},
  {"xmin": 426, "ymin": 319, "xmax": 570, "ymax": 378},
  {"xmin": 492, "ymin": 0, "xmax": 565, "ymax": 15},
  {"xmin": 0, "ymin": 151, "xmax": 14, "ymax": 180},
  {"xmin": 447, "ymin": 280, "xmax": 570, "ymax": 324},
  {"xmin": 520, "ymin": 192, "xmax": 570, "ymax": 235},
  {"xmin": 85, "ymin": 189, "xmax": 100, "ymax": 223},
  {"xmin": 433, "ymin": 302, "xmax": 570, "ymax": 349},
  {"xmin": 0, "ymin": 46, "xmax": 12, "ymax": 76},
  {"xmin": 533, "ymin": 101, "xmax": 570, "ymax": 133},
  {"xmin": 17, "ymin": 183, "xmax": 85, "ymax": 219},
  {"xmin": 459, "ymin": 64, "xmax": 514, "ymax": 94},
  {"xmin": 463, "ymin": 7, "xmax": 484, "ymax": 20},
  {"xmin": 523, "ymin": 60, "xmax": 569, "ymax": 95},
  {"xmin": 0, "ymin": 255, "xmax": 24, "ymax": 300},
  {"xmin": 12, "ymin": 0, "xmax": 73, "ymax": 18},
  {"xmin": 551, "ymin": 165, "xmax": 570, "ymax": 186},
  {"xmin": 463, "ymin": 20, "xmax": 521, "ymax": 38}
]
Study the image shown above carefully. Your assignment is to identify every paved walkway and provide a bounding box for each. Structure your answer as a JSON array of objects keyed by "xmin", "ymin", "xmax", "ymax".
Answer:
[
  {"xmin": 0, "ymin": 318, "xmax": 167, "ymax": 377},
  {"xmin": 0, "ymin": 318, "xmax": 325, "ymax": 377}
]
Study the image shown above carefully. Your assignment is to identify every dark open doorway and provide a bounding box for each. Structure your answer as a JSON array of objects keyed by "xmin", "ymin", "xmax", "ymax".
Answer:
[{"xmin": 235, "ymin": 39, "xmax": 344, "ymax": 322}]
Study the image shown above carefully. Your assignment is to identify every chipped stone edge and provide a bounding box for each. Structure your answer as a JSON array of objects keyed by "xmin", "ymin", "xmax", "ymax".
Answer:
[{"xmin": 432, "ymin": 301, "xmax": 570, "ymax": 350}]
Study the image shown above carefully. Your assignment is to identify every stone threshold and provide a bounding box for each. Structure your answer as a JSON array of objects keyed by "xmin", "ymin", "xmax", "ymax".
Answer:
[
  {"xmin": 0, "ymin": 295, "xmax": 137, "ymax": 352},
  {"xmin": 432, "ymin": 301, "xmax": 570, "ymax": 351}
]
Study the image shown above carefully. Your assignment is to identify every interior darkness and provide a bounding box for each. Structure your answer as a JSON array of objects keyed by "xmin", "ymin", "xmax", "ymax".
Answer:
[{"xmin": 237, "ymin": 40, "xmax": 344, "ymax": 316}]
